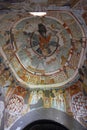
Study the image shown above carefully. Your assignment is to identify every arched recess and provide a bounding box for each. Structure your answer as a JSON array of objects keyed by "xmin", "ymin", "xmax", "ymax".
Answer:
[{"xmin": 10, "ymin": 108, "xmax": 86, "ymax": 130}]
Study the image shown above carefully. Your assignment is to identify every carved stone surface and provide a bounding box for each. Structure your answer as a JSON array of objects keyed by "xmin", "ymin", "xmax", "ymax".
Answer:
[{"xmin": 10, "ymin": 108, "xmax": 87, "ymax": 130}]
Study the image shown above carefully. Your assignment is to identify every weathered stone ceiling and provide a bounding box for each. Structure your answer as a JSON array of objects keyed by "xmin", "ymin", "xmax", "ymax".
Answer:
[{"xmin": 0, "ymin": 0, "xmax": 83, "ymax": 12}]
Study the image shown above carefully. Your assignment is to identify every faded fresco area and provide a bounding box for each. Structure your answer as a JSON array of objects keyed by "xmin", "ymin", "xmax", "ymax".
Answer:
[
  {"xmin": 0, "ymin": 11, "xmax": 85, "ymax": 88},
  {"xmin": 0, "ymin": 6, "xmax": 87, "ymax": 130}
]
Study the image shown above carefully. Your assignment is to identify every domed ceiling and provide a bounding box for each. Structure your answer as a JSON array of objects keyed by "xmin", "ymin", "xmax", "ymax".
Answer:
[
  {"xmin": 0, "ymin": 10, "xmax": 86, "ymax": 88},
  {"xmin": 0, "ymin": 1, "xmax": 87, "ymax": 130}
]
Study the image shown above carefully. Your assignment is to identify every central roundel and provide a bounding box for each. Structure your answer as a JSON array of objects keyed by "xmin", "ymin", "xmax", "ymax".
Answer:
[
  {"xmin": 10, "ymin": 13, "xmax": 85, "ymax": 87},
  {"xmin": 30, "ymin": 23, "xmax": 59, "ymax": 57},
  {"xmin": 13, "ymin": 16, "xmax": 71, "ymax": 75}
]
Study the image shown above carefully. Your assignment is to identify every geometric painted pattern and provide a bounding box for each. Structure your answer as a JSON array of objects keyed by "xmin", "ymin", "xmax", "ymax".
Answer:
[
  {"xmin": 6, "ymin": 94, "xmax": 24, "ymax": 115},
  {"xmin": 71, "ymin": 92, "xmax": 87, "ymax": 117}
]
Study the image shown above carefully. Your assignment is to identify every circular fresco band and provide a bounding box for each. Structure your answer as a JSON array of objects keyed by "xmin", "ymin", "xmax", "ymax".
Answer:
[{"xmin": 0, "ymin": 11, "xmax": 86, "ymax": 88}]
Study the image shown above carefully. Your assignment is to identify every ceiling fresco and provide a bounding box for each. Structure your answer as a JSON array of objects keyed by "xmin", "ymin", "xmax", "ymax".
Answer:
[
  {"xmin": 0, "ymin": 11, "xmax": 86, "ymax": 88},
  {"xmin": 0, "ymin": 1, "xmax": 87, "ymax": 130}
]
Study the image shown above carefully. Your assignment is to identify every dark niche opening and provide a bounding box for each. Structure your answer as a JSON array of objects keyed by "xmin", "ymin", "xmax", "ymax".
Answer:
[{"xmin": 23, "ymin": 120, "xmax": 69, "ymax": 130}]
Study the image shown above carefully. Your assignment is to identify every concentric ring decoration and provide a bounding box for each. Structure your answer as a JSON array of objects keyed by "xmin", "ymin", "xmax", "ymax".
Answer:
[{"xmin": 0, "ymin": 11, "xmax": 86, "ymax": 88}]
